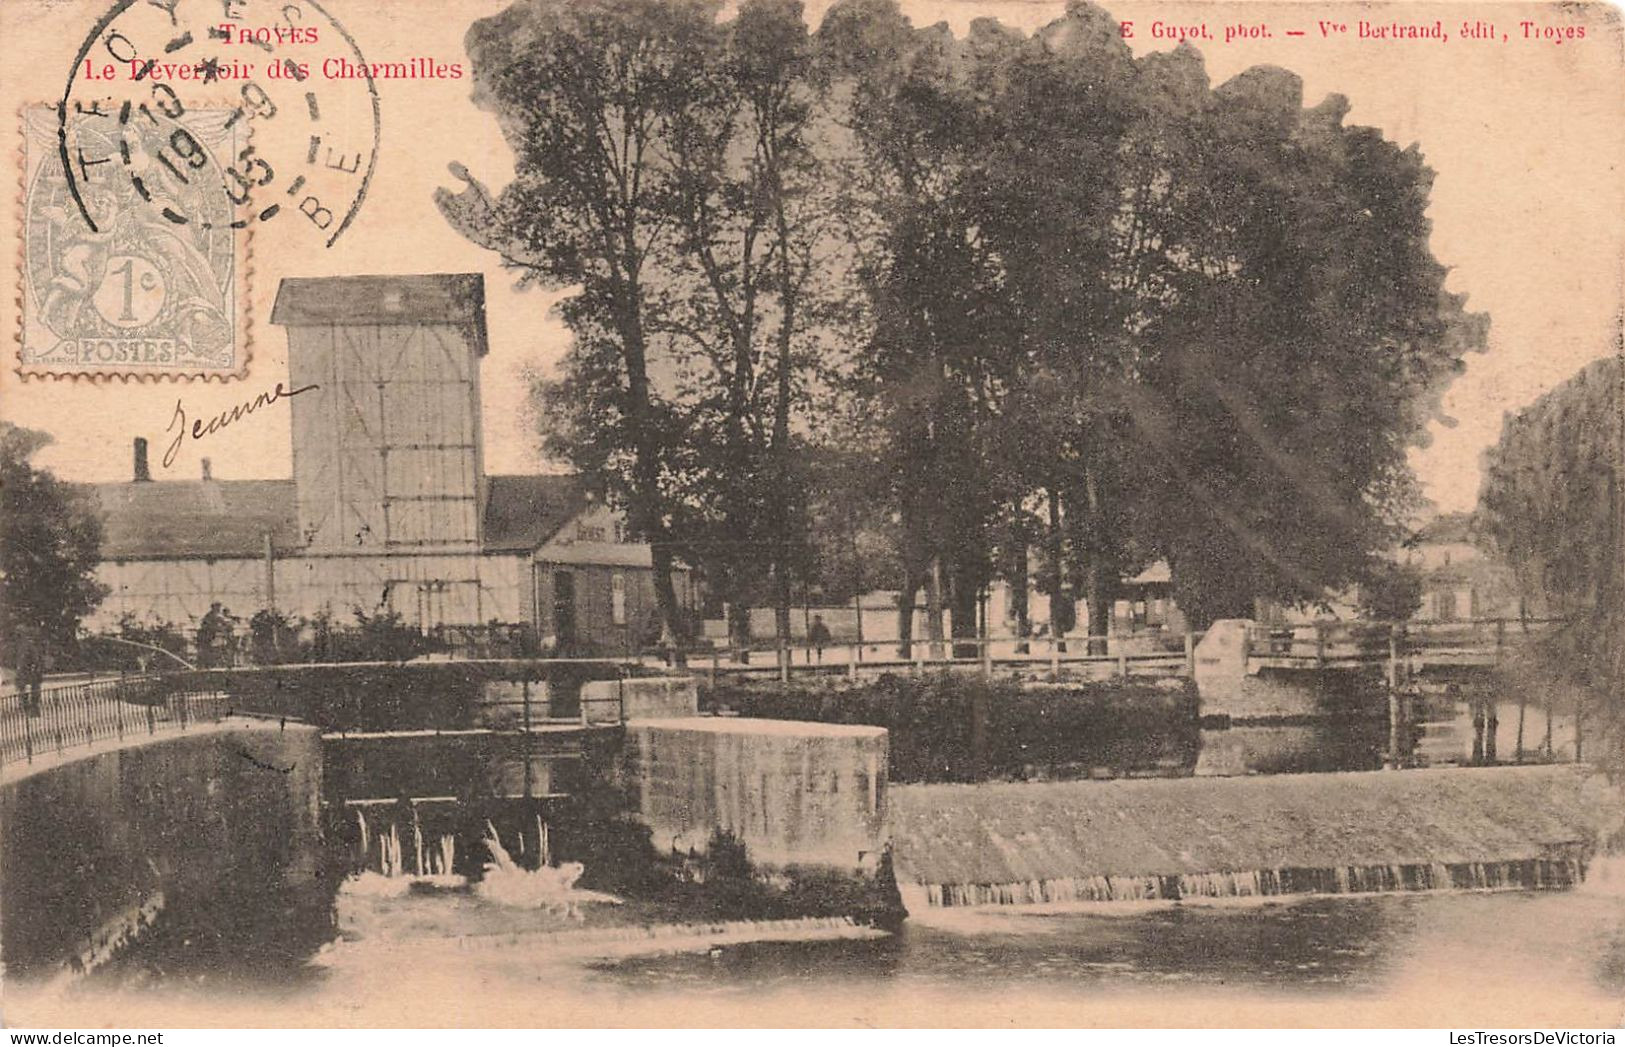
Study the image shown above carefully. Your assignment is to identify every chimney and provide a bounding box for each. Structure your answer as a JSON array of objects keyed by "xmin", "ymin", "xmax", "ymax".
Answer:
[
  {"xmin": 201, "ymin": 457, "xmax": 213, "ymax": 482},
  {"xmin": 133, "ymin": 438, "xmax": 151, "ymax": 482}
]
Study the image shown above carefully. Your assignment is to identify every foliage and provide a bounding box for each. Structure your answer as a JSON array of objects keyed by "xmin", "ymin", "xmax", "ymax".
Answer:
[
  {"xmin": 442, "ymin": 0, "xmax": 1484, "ymax": 645},
  {"xmin": 439, "ymin": 0, "xmax": 725, "ymax": 650},
  {"xmin": 1356, "ymin": 560, "xmax": 1426, "ymax": 622},
  {"xmin": 76, "ymin": 613, "xmax": 192, "ymax": 672},
  {"xmin": 248, "ymin": 609, "xmax": 302, "ymax": 665},
  {"xmin": 1476, "ymin": 355, "xmax": 1623, "ymax": 768},
  {"xmin": 814, "ymin": 1, "xmax": 1481, "ymax": 632},
  {"xmin": 0, "ymin": 423, "xmax": 107, "ymax": 673}
]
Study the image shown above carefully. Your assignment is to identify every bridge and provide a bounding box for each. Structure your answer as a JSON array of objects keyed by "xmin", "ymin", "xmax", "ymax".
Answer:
[
  {"xmin": 1241, "ymin": 617, "xmax": 1563, "ymax": 676},
  {"xmin": 679, "ymin": 616, "xmax": 1567, "ymax": 688}
]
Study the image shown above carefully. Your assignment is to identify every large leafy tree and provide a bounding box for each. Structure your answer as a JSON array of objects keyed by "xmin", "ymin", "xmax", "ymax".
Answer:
[
  {"xmin": 819, "ymin": 3, "xmax": 1024, "ymax": 655},
  {"xmin": 658, "ymin": 0, "xmax": 835, "ymax": 653},
  {"xmin": 444, "ymin": 0, "xmax": 1487, "ymax": 653},
  {"xmin": 438, "ymin": 0, "xmax": 721, "ymax": 649},
  {"xmin": 1477, "ymin": 355, "xmax": 1623, "ymax": 764},
  {"xmin": 1129, "ymin": 72, "xmax": 1486, "ymax": 627},
  {"xmin": 444, "ymin": 0, "xmax": 843, "ymax": 657},
  {"xmin": 0, "ymin": 423, "xmax": 107, "ymax": 674}
]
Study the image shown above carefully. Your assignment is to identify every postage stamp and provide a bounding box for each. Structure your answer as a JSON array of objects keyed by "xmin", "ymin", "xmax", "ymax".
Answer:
[
  {"xmin": 19, "ymin": 0, "xmax": 384, "ymax": 380},
  {"xmin": 19, "ymin": 103, "xmax": 249, "ymax": 379}
]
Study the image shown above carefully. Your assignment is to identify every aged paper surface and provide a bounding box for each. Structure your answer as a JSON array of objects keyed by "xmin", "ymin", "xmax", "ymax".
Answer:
[{"xmin": 0, "ymin": 0, "xmax": 1621, "ymax": 1030}]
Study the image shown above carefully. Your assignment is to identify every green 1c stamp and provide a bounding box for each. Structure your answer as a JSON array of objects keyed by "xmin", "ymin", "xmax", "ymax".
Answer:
[{"xmin": 20, "ymin": 103, "xmax": 249, "ymax": 379}]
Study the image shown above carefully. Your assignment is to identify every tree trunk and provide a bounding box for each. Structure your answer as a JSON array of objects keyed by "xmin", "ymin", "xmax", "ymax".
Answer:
[
  {"xmin": 949, "ymin": 561, "xmax": 980, "ymax": 659},
  {"xmin": 1046, "ymin": 488, "xmax": 1074, "ymax": 642},
  {"xmin": 925, "ymin": 556, "xmax": 946, "ymax": 660},
  {"xmin": 768, "ymin": 140, "xmax": 799, "ymax": 660},
  {"xmin": 1082, "ymin": 467, "xmax": 1112, "ymax": 656},
  {"xmin": 773, "ymin": 568, "xmax": 793, "ymax": 659},
  {"xmin": 728, "ymin": 601, "xmax": 752, "ymax": 664},
  {"xmin": 897, "ymin": 564, "xmax": 920, "ymax": 660},
  {"xmin": 1086, "ymin": 559, "xmax": 1112, "ymax": 657},
  {"xmin": 617, "ymin": 283, "xmax": 685, "ymax": 665},
  {"xmin": 1010, "ymin": 534, "xmax": 1030, "ymax": 651}
]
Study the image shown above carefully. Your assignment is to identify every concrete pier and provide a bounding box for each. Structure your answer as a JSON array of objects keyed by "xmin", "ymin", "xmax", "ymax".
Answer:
[{"xmin": 621, "ymin": 717, "xmax": 888, "ymax": 872}]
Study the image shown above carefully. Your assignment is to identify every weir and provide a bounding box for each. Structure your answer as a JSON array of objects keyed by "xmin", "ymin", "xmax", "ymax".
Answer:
[{"xmin": 888, "ymin": 765, "xmax": 1606, "ymax": 910}]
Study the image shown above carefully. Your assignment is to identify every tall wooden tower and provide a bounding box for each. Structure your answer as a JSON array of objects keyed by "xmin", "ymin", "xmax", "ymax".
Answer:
[{"xmin": 271, "ymin": 274, "xmax": 488, "ymax": 554}]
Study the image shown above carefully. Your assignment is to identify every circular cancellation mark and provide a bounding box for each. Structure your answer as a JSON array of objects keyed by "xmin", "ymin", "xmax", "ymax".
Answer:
[{"xmin": 59, "ymin": 0, "xmax": 381, "ymax": 249}]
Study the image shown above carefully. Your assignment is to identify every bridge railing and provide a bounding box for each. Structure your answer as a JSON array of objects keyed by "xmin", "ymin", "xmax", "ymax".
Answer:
[
  {"xmin": 688, "ymin": 632, "xmax": 1203, "ymax": 685},
  {"xmin": 1244, "ymin": 617, "xmax": 1568, "ymax": 665},
  {"xmin": 0, "ymin": 673, "xmax": 228, "ymax": 767}
]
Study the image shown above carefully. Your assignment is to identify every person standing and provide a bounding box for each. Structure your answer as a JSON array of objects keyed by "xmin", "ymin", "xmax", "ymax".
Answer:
[{"xmin": 809, "ymin": 614, "xmax": 832, "ymax": 664}]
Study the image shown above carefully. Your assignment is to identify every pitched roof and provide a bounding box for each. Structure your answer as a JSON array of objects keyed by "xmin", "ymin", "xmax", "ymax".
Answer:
[
  {"xmin": 481, "ymin": 473, "xmax": 587, "ymax": 552},
  {"xmin": 85, "ymin": 479, "xmax": 299, "ymax": 560},
  {"xmin": 83, "ymin": 472, "xmax": 589, "ymax": 559},
  {"xmin": 269, "ymin": 274, "xmax": 489, "ymax": 355}
]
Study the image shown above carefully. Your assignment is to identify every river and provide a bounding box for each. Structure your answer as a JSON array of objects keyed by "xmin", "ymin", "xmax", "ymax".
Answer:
[
  {"xmin": 6, "ymin": 691, "xmax": 1615, "ymax": 1028},
  {"xmin": 14, "ymin": 874, "xmax": 1625, "ymax": 1027}
]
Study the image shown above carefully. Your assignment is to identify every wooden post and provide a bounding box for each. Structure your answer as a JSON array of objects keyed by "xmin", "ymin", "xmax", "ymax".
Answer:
[
  {"xmin": 1184, "ymin": 631, "xmax": 1196, "ymax": 677},
  {"xmin": 1050, "ymin": 636, "xmax": 1060, "ymax": 678},
  {"xmin": 1116, "ymin": 646, "xmax": 1128, "ymax": 679},
  {"xmin": 711, "ymin": 648, "xmax": 720, "ymax": 686}
]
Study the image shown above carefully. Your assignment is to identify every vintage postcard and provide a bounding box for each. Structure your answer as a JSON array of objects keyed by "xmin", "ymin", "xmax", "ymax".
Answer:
[{"xmin": 0, "ymin": 0, "xmax": 1621, "ymax": 1032}]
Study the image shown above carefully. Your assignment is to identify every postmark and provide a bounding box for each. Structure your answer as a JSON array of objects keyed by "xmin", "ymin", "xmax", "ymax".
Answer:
[
  {"xmin": 60, "ymin": 0, "xmax": 381, "ymax": 248},
  {"xmin": 19, "ymin": 0, "xmax": 383, "ymax": 380},
  {"xmin": 20, "ymin": 103, "xmax": 249, "ymax": 379}
]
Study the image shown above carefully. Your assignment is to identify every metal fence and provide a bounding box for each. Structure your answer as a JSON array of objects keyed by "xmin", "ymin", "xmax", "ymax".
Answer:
[{"xmin": 0, "ymin": 674, "xmax": 228, "ymax": 767}]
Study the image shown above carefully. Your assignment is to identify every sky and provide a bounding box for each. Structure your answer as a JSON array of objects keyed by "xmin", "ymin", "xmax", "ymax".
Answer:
[{"xmin": 0, "ymin": 0, "xmax": 1620, "ymax": 515}]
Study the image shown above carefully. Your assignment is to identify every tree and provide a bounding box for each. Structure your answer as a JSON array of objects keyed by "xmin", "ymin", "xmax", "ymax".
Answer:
[
  {"xmin": 819, "ymin": 2, "xmax": 1022, "ymax": 656},
  {"xmin": 438, "ymin": 0, "xmax": 721, "ymax": 653},
  {"xmin": 1356, "ymin": 560, "xmax": 1425, "ymax": 622},
  {"xmin": 0, "ymin": 423, "xmax": 107, "ymax": 685},
  {"xmin": 1108, "ymin": 64, "xmax": 1484, "ymax": 628},
  {"xmin": 1477, "ymin": 355, "xmax": 1623, "ymax": 766},
  {"xmin": 657, "ymin": 0, "xmax": 834, "ymax": 655}
]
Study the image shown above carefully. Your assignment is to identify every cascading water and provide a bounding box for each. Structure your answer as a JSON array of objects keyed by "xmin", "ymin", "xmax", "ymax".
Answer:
[
  {"xmin": 899, "ymin": 857, "xmax": 1588, "ymax": 910},
  {"xmin": 475, "ymin": 820, "xmax": 621, "ymax": 914},
  {"xmin": 345, "ymin": 807, "xmax": 464, "ymax": 895}
]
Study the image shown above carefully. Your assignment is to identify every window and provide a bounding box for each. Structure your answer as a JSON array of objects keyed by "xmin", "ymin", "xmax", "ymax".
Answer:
[{"xmin": 611, "ymin": 573, "xmax": 627, "ymax": 625}]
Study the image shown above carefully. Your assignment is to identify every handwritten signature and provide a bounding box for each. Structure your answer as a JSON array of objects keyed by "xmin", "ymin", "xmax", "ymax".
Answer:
[{"xmin": 163, "ymin": 381, "xmax": 319, "ymax": 469}]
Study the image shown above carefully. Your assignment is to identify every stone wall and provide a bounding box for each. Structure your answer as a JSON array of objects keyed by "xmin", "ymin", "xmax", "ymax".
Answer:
[
  {"xmin": 0, "ymin": 720, "xmax": 325, "ymax": 982},
  {"xmin": 620, "ymin": 717, "xmax": 887, "ymax": 872}
]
